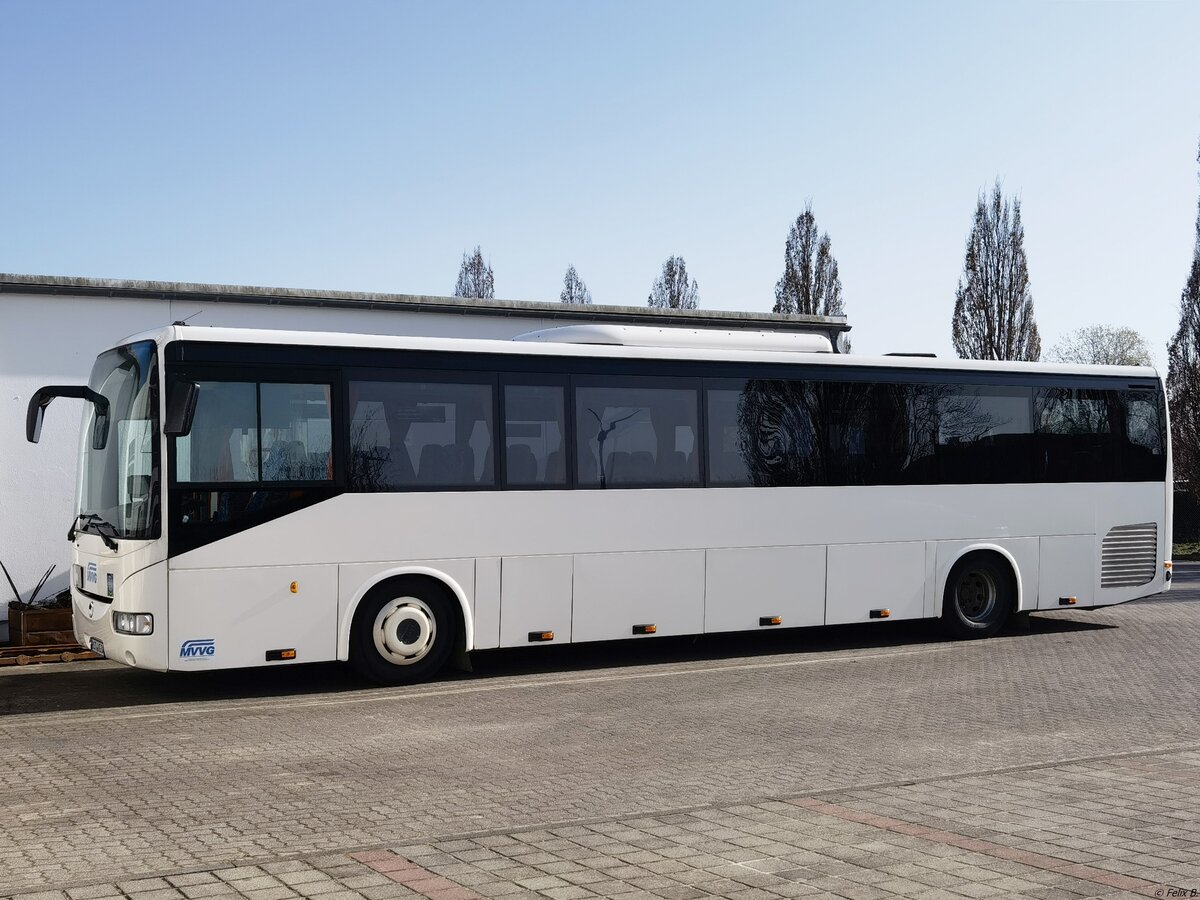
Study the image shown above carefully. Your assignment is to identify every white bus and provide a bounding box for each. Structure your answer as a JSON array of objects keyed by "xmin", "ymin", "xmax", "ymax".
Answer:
[{"xmin": 26, "ymin": 323, "xmax": 1172, "ymax": 684}]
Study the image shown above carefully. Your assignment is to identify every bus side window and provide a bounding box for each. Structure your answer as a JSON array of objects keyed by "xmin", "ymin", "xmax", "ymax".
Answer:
[
  {"xmin": 932, "ymin": 385, "xmax": 1033, "ymax": 484},
  {"xmin": 727, "ymin": 379, "xmax": 820, "ymax": 487},
  {"xmin": 504, "ymin": 385, "xmax": 566, "ymax": 487},
  {"xmin": 704, "ymin": 389, "xmax": 749, "ymax": 486},
  {"xmin": 1035, "ymin": 388, "xmax": 1118, "ymax": 482},
  {"xmin": 575, "ymin": 382, "xmax": 700, "ymax": 488},
  {"xmin": 1122, "ymin": 393, "xmax": 1167, "ymax": 481},
  {"xmin": 172, "ymin": 380, "xmax": 334, "ymax": 530},
  {"xmin": 349, "ymin": 379, "xmax": 494, "ymax": 491},
  {"xmin": 260, "ymin": 383, "xmax": 333, "ymax": 482},
  {"xmin": 174, "ymin": 382, "xmax": 258, "ymax": 483}
]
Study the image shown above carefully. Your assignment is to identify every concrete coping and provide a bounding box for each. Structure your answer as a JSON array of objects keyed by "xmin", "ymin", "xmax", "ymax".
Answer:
[{"xmin": 0, "ymin": 272, "xmax": 851, "ymax": 336}]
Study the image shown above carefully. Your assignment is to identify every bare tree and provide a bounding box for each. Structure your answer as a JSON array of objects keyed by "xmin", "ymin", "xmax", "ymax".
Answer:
[
  {"xmin": 560, "ymin": 265, "xmax": 593, "ymax": 305},
  {"xmin": 1169, "ymin": 139, "xmax": 1200, "ymax": 497},
  {"xmin": 648, "ymin": 255, "xmax": 699, "ymax": 309},
  {"xmin": 453, "ymin": 246, "xmax": 495, "ymax": 299},
  {"xmin": 952, "ymin": 183, "xmax": 1041, "ymax": 361},
  {"xmin": 774, "ymin": 203, "xmax": 848, "ymax": 350},
  {"xmin": 1046, "ymin": 325, "xmax": 1154, "ymax": 366},
  {"xmin": 774, "ymin": 203, "xmax": 843, "ymax": 316}
]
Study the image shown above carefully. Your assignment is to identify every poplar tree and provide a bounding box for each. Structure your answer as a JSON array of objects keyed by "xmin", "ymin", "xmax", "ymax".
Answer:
[
  {"xmin": 1168, "ymin": 140, "xmax": 1200, "ymax": 496},
  {"xmin": 951, "ymin": 183, "xmax": 1041, "ymax": 361},
  {"xmin": 774, "ymin": 203, "xmax": 844, "ymax": 318},
  {"xmin": 648, "ymin": 255, "xmax": 699, "ymax": 309},
  {"xmin": 560, "ymin": 265, "xmax": 593, "ymax": 305},
  {"xmin": 453, "ymin": 246, "xmax": 495, "ymax": 299}
]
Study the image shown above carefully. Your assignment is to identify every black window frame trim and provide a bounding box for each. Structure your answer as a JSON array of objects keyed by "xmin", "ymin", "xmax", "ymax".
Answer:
[{"xmin": 163, "ymin": 340, "xmax": 1167, "ymax": 500}]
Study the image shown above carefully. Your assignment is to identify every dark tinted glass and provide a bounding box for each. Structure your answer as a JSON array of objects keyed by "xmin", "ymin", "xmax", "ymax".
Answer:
[
  {"xmin": 575, "ymin": 381, "xmax": 699, "ymax": 487},
  {"xmin": 349, "ymin": 380, "xmax": 494, "ymax": 490},
  {"xmin": 706, "ymin": 388, "xmax": 752, "ymax": 485},
  {"xmin": 823, "ymin": 382, "xmax": 933, "ymax": 486},
  {"xmin": 731, "ymin": 379, "xmax": 822, "ymax": 487},
  {"xmin": 504, "ymin": 385, "xmax": 566, "ymax": 487},
  {"xmin": 933, "ymin": 385, "xmax": 1033, "ymax": 484},
  {"xmin": 712, "ymin": 380, "xmax": 933, "ymax": 487},
  {"xmin": 1035, "ymin": 388, "xmax": 1118, "ymax": 482},
  {"xmin": 1121, "ymin": 391, "xmax": 1167, "ymax": 481}
]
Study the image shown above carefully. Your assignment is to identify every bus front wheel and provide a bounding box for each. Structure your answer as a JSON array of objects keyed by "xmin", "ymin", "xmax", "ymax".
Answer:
[
  {"xmin": 350, "ymin": 578, "xmax": 457, "ymax": 685},
  {"xmin": 940, "ymin": 553, "xmax": 1013, "ymax": 639}
]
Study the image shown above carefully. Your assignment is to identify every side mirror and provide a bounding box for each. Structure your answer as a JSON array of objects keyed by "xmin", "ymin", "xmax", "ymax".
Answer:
[
  {"xmin": 91, "ymin": 404, "xmax": 110, "ymax": 450},
  {"xmin": 165, "ymin": 380, "xmax": 199, "ymax": 437},
  {"xmin": 26, "ymin": 385, "xmax": 109, "ymax": 443},
  {"xmin": 26, "ymin": 396, "xmax": 49, "ymax": 444}
]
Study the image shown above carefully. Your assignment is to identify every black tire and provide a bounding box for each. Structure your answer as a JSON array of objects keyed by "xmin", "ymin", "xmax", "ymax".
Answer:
[
  {"xmin": 349, "ymin": 577, "xmax": 457, "ymax": 685},
  {"xmin": 940, "ymin": 552, "xmax": 1013, "ymax": 639}
]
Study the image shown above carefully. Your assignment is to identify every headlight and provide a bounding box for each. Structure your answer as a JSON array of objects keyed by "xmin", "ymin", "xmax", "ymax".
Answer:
[{"xmin": 113, "ymin": 612, "xmax": 154, "ymax": 635}]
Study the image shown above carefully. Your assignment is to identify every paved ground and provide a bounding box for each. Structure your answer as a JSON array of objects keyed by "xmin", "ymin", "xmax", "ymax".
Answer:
[{"xmin": 1, "ymin": 567, "xmax": 1197, "ymax": 900}]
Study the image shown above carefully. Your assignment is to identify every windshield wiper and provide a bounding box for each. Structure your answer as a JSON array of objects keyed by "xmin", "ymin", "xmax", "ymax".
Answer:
[{"xmin": 68, "ymin": 514, "xmax": 119, "ymax": 551}]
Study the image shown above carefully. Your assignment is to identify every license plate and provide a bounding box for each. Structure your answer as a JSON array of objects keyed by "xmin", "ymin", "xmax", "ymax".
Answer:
[{"xmin": 89, "ymin": 638, "xmax": 105, "ymax": 659}]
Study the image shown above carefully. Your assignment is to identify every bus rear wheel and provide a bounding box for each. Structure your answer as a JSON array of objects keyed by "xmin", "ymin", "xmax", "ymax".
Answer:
[
  {"xmin": 350, "ymin": 578, "xmax": 457, "ymax": 685},
  {"xmin": 940, "ymin": 553, "xmax": 1013, "ymax": 639}
]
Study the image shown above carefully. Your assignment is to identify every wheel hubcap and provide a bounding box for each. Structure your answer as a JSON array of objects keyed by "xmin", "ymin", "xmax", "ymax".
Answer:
[
  {"xmin": 956, "ymin": 570, "xmax": 997, "ymax": 622},
  {"xmin": 372, "ymin": 597, "xmax": 437, "ymax": 666}
]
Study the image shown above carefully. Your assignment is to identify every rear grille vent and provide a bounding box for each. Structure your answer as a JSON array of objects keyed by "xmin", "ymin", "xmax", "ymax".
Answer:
[{"xmin": 1101, "ymin": 523, "xmax": 1158, "ymax": 588}]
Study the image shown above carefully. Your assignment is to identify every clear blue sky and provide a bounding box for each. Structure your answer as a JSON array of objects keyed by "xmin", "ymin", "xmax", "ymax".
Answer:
[{"xmin": 2, "ymin": 1, "xmax": 1198, "ymax": 363}]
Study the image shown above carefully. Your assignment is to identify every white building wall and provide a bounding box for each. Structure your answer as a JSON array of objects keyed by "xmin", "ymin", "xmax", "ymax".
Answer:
[{"xmin": 0, "ymin": 290, "xmax": 571, "ymax": 638}]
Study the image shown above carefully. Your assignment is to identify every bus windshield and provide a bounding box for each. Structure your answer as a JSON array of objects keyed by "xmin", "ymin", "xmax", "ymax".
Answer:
[{"xmin": 78, "ymin": 341, "xmax": 160, "ymax": 541}]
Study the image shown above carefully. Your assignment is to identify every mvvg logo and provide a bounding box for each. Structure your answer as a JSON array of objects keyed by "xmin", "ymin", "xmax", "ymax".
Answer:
[{"xmin": 180, "ymin": 639, "xmax": 216, "ymax": 658}]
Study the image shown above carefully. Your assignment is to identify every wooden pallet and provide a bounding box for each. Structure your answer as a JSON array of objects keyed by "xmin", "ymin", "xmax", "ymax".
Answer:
[
  {"xmin": 7, "ymin": 607, "xmax": 73, "ymax": 647},
  {"xmin": 0, "ymin": 643, "xmax": 100, "ymax": 667}
]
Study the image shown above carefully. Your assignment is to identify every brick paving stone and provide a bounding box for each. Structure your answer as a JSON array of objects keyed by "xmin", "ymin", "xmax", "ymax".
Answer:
[
  {"xmin": 179, "ymin": 885, "xmax": 241, "ymax": 899},
  {"xmin": 4, "ymin": 597, "xmax": 1200, "ymax": 899},
  {"xmin": 293, "ymin": 884, "xmax": 344, "ymax": 898},
  {"xmin": 169, "ymin": 883, "xmax": 223, "ymax": 897},
  {"xmin": 359, "ymin": 888, "xmax": 416, "ymax": 900},
  {"xmin": 277, "ymin": 873, "xmax": 332, "ymax": 887},
  {"xmin": 118, "ymin": 881, "xmax": 174, "ymax": 894},
  {"xmin": 64, "ymin": 890, "xmax": 120, "ymax": 900},
  {"xmin": 227, "ymin": 878, "xmax": 282, "ymax": 893}
]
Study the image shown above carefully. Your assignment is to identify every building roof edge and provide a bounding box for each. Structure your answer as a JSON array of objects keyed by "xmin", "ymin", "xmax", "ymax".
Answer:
[{"xmin": 0, "ymin": 272, "xmax": 850, "ymax": 334}]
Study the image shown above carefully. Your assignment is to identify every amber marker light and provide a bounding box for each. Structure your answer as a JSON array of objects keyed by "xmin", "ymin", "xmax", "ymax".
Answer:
[
  {"xmin": 1059, "ymin": 597, "xmax": 1078, "ymax": 606},
  {"xmin": 869, "ymin": 609, "xmax": 890, "ymax": 619},
  {"xmin": 633, "ymin": 624, "xmax": 657, "ymax": 635},
  {"xmin": 290, "ymin": 581, "xmax": 299, "ymax": 593}
]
